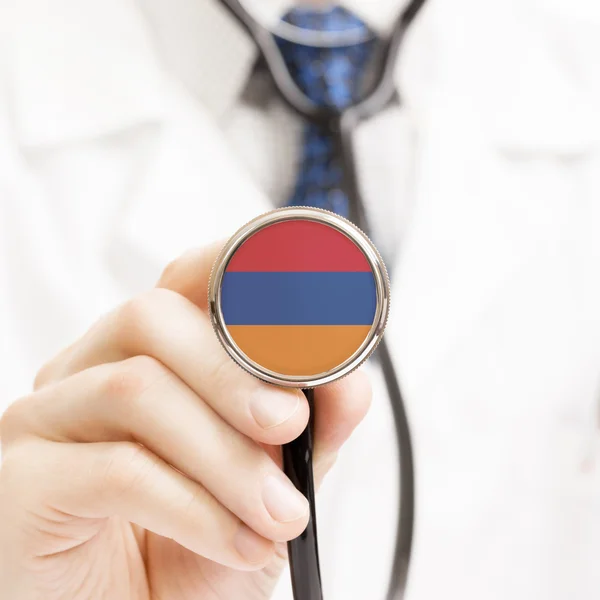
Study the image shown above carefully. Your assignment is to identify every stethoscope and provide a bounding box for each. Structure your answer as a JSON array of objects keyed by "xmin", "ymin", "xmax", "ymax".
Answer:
[{"xmin": 216, "ymin": 1, "xmax": 429, "ymax": 598}]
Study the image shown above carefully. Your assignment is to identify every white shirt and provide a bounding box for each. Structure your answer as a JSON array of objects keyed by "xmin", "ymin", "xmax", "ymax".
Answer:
[{"xmin": 2, "ymin": 0, "xmax": 600, "ymax": 598}]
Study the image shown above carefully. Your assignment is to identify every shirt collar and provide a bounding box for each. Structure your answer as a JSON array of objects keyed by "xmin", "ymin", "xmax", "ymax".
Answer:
[
  {"xmin": 8, "ymin": 0, "xmax": 600, "ymax": 156},
  {"xmin": 245, "ymin": 0, "xmax": 404, "ymax": 34},
  {"xmin": 137, "ymin": 0, "xmax": 406, "ymax": 120},
  {"xmin": 7, "ymin": 0, "xmax": 406, "ymax": 148}
]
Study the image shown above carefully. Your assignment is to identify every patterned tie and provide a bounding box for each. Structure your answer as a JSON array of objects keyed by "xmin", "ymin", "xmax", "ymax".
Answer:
[{"xmin": 277, "ymin": 6, "xmax": 375, "ymax": 217}]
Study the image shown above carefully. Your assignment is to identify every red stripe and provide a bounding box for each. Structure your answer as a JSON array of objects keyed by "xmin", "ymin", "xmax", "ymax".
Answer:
[{"xmin": 226, "ymin": 220, "xmax": 371, "ymax": 272}]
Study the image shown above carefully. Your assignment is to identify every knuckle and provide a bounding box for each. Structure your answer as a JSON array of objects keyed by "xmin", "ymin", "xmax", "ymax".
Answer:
[
  {"xmin": 99, "ymin": 442, "xmax": 160, "ymax": 497},
  {"xmin": 115, "ymin": 293, "xmax": 154, "ymax": 345},
  {"xmin": 0, "ymin": 396, "xmax": 34, "ymax": 447},
  {"xmin": 33, "ymin": 351, "xmax": 68, "ymax": 389},
  {"xmin": 126, "ymin": 354, "xmax": 168, "ymax": 382},
  {"xmin": 158, "ymin": 255, "xmax": 184, "ymax": 287},
  {"xmin": 33, "ymin": 360, "xmax": 54, "ymax": 390},
  {"xmin": 114, "ymin": 289, "xmax": 180, "ymax": 353},
  {"xmin": 102, "ymin": 356, "xmax": 169, "ymax": 409}
]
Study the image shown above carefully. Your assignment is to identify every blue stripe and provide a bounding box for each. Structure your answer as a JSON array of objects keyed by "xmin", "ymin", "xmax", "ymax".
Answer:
[{"xmin": 221, "ymin": 272, "xmax": 376, "ymax": 325}]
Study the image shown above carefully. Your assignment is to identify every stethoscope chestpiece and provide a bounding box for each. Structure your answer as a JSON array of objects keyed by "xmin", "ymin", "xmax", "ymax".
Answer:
[
  {"xmin": 208, "ymin": 206, "xmax": 390, "ymax": 389},
  {"xmin": 208, "ymin": 206, "xmax": 390, "ymax": 600}
]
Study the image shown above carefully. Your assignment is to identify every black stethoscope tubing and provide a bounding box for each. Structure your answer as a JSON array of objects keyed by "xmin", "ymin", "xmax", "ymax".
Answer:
[{"xmin": 217, "ymin": 1, "xmax": 428, "ymax": 598}]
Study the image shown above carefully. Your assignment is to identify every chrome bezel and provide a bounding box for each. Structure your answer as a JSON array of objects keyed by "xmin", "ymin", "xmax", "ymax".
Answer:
[{"xmin": 208, "ymin": 207, "xmax": 390, "ymax": 388}]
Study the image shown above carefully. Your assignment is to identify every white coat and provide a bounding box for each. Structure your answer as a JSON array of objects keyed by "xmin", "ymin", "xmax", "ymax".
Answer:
[{"xmin": 2, "ymin": 0, "xmax": 600, "ymax": 598}]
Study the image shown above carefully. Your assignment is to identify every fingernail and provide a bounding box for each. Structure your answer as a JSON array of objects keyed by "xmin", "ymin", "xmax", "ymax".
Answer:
[
  {"xmin": 250, "ymin": 389, "xmax": 300, "ymax": 430},
  {"xmin": 262, "ymin": 475, "xmax": 309, "ymax": 523},
  {"xmin": 234, "ymin": 525, "xmax": 273, "ymax": 564}
]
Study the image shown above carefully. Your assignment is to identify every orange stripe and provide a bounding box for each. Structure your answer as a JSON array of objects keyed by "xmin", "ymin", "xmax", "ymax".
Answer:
[{"xmin": 227, "ymin": 325, "xmax": 371, "ymax": 376}]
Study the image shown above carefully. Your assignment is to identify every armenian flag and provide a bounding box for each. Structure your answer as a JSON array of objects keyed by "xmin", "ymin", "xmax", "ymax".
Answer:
[{"xmin": 220, "ymin": 219, "xmax": 377, "ymax": 376}]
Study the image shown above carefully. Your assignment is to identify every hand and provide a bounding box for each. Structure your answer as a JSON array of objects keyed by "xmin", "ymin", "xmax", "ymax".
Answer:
[{"xmin": 0, "ymin": 243, "xmax": 372, "ymax": 600}]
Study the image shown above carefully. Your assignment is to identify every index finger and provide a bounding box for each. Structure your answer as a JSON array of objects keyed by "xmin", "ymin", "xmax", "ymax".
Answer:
[{"xmin": 156, "ymin": 241, "xmax": 225, "ymax": 311}]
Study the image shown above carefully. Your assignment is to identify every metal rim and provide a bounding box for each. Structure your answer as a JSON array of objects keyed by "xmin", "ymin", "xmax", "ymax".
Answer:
[{"xmin": 208, "ymin": 207, "xmax": 390, "ymax": 388}]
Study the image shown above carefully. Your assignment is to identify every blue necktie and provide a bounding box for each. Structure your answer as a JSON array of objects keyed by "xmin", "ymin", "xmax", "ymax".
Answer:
[{"xmin": 277, "ymin": 7, "xmax": 375, "ymax": 217}]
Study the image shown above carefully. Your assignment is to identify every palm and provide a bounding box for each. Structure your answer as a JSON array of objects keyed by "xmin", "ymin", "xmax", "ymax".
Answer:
[
  {"xmin": 145, "ymin": 528, "xmax": 287, "ymax": 600},
  {"xmin": 37, "ymin": 517, "xmax": 287, "ymax": 600}
]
